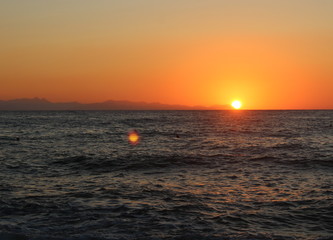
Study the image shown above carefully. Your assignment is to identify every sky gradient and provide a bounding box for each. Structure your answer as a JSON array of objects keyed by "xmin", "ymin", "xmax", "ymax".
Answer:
[{"xmin": 1, "ymin": 0, "xmax": 333, "ymax": 109}]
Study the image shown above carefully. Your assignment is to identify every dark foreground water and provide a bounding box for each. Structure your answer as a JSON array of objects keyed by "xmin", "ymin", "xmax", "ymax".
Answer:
[{"xmin": 0, "ymin": 110, "xmax": 332, "ymax": 240}]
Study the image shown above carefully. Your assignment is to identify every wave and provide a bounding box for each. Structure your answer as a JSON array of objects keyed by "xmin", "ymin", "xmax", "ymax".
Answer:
[
  {"xmin": 272, "ymin": 143, "xmax": 306, "ymax": 150},
  {"xmin": 52, "ymin": 154, "xmax": 217, "ymax": 172},
  {"xmin": 51, "ymin": 148, "xmax": 333, "ymax": 173},
  {"xmin": 1, "ymin": 231, "xmax": 323, "ymax": 240}
]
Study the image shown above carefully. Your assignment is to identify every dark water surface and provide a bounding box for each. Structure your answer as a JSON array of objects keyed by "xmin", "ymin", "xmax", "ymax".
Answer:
[{"xmin": 0, "ymin": 110, "xmax": 332, "ymax": 240}]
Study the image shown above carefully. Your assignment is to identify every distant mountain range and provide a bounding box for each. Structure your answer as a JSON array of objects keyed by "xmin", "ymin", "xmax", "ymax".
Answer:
[{"xmin": 0, "ymin": 98, "xmax": 229, "ymax": 110}]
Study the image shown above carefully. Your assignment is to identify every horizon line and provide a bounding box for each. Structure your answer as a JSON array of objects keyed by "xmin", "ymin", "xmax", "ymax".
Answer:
[{"xmin": 0, "ymin": 97, "xmax": 332, "ymax": 111}]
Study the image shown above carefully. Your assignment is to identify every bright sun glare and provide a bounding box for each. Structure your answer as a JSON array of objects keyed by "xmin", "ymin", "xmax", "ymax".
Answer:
[{"xmin": 231, "ymin": 100, "xmax": 242, "ymax": 109}]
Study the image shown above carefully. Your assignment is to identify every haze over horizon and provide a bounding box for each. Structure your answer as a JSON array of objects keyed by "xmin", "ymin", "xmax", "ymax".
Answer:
[
  {"xmin": 1, "ymin": 0, "xmax": 333, "ymax": 109},
  {"xmin": 0, "ymin": 97, "xmax": 232, "ymax": 110}
]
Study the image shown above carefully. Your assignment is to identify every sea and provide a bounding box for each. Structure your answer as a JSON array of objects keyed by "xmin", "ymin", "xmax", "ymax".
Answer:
[{"xmin": 0, "ymin": 110, "xmax": 332, "ymax": 240}]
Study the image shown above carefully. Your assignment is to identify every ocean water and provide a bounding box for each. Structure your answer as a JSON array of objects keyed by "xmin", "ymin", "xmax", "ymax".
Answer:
[{"xmin": 0, "ymin": 110, "xmax": 332, "ymax": 240}]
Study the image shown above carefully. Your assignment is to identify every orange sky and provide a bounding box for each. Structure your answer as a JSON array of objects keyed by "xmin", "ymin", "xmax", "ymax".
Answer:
[{"xmin": 1, "ymin": 0, "xmax": 332, "ymax": 109}]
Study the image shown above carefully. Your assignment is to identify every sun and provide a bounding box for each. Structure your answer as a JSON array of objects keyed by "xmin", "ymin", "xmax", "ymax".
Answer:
[{"xmin": 231, "ymin": 100, "xmax": 242, "ymax": 109}]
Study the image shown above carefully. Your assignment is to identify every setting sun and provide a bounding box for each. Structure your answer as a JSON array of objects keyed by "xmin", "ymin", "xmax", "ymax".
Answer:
[{"xmin": 231, "ymin": 100, "xmax": 242, "ymax": 109}]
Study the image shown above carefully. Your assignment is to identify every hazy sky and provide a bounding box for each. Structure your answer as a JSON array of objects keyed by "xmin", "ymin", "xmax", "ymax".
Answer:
[{"xmin": 1, "ymin": 0, "xmax": 332, "ymax": 109}]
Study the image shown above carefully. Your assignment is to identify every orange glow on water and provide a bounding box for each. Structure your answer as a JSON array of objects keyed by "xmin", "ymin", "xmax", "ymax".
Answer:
[{"xmin": 128, "ymin": 130, "xmax": 140, "ymax": 145}]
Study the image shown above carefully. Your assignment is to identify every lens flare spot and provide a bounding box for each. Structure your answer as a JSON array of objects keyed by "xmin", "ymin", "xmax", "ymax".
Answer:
[{"xmin": 128, "ymin": 130, "xmax": 140, "ymax": 145}]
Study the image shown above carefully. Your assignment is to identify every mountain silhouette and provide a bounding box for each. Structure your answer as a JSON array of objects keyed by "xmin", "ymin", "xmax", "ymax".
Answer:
[{"xmin": 0, "ymin": 98, "xmax": 229, "ymax": 110}]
